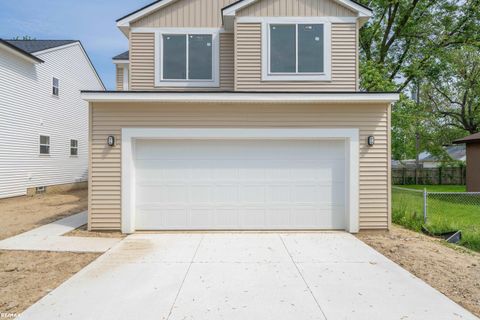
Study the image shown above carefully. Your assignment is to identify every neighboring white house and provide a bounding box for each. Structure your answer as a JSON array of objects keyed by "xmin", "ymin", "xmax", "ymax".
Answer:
[{"xmin": 0, "ymin": 39, "xmax": 104, "ymax": 199}]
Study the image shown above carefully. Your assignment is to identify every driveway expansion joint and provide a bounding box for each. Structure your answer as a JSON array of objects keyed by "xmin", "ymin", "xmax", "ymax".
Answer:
[
  {"xmin": 279, "ymin": 234, "xmax": 328, "ymax": 320},
  {"xmin": 166, "ymin": 235, "xmax": 205, "ymax": 320}
]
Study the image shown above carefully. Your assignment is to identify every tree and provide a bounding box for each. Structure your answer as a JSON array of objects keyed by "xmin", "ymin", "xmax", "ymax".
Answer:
[
  {"xmin": 358, "ymin": 0, "xmax": 480, "ymax": 92},
  {"xmin": 12, "ymin": 36, "xmax": 36, "ymax": 40},
  {"xmin": 423, "ymin": 46, "xmax": 480, "ymax": 134},
  {"xmin": 358, "ymin": 0, "xmax": 480, "ymax": 161},
  {"xmin": 391, "ymin": 95, "xmax": 431, "ymax": 160}
]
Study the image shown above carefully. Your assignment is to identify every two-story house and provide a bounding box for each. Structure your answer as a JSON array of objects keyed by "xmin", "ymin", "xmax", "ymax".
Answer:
[
  {"xmin": 82, "ymin": 0, "xmax": 399, "ymax": 233},
  {"xmin": 0, "ymin": 39, "xmax": 104, "ymax": 199}
]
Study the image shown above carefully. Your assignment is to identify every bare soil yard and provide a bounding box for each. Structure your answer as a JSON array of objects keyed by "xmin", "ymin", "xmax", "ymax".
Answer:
[
  {"xmin": 358, "ymin": 225, "xmax": 480, "ymax": 317},
  {"xmin": 0, "ymin": 190, "xmax": 87, "ymax": 240},
  {"xmin": 0, "ymin": 190, "xmax": 99, "ymax": 315},
  {"xmin": 0, "ymin": 250, "xmax": 98, "ymax": 315}
]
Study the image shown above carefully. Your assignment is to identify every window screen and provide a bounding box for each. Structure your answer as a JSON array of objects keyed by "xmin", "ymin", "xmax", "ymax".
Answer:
[
  {"xmin": 70, "ymin": 139, "xmax": 78, "ymax": 156},
  {"xmin": 52, "ymin": 78, "xmax": 59, "ymax": 96},
  {"xmin": 188, "ymin": 35, "xmax": 213, "ymax": 80},
  {"xmin": 298, "ymin": 24, "xmax": 324, "ymax": 73},
  {"xmin": 40, "ymin": 135, "xmax": 50, "ymax": 154},
  {"xmin": 163, "ymin": 35, "xmax": 187, "ymax": 80},
  {"xmin": 270, "ymin": 25, "xmax": 296, "ymax": 73},
  {"xmin": 269, "ymin": 23, "xmax": 325, "ymax": 74}
]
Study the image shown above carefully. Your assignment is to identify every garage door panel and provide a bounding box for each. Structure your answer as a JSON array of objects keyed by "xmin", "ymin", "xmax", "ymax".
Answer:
[
  {"xmin": 267, "ymin": 185, "xmax": 291, "ymax": 203},
  {"xmin": 212, "ymin": 185, "xmax": 238, "ymax": 202},
  {"xmin": 135, "ymin": 139, "xmax": 346, "ymax": 230},
  {"xmin": 214, "ymin": 208, "xmax": 239, "ymax": 228}
]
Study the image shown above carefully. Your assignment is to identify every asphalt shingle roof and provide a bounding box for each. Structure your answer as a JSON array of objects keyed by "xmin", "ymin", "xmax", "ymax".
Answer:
[
  {"xmin": 5, "ymin": 40, "xmax": 78, "ymax": 53},
  {"xmin": 113, "ymin": 51, "xmax": 129, "ymax": 60}
]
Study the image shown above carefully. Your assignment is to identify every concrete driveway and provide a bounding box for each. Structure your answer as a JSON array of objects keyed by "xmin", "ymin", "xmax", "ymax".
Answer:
[{"xmin": 19, "ymin": 233, "xmax": 477, "ymax": 320}]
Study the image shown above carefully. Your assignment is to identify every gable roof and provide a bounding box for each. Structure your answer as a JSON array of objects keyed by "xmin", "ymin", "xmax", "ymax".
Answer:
[
  {"xmin": 220, "ymin": 0, "xmax": 372, "ymax": 30},
  {"xmin": 221, "ymin": 0, "xmax": 372, "ymax": 16},
  {"xmin": 0, "ymin": 39, "xmax": 44, "ymax": 64},
  {"xmin": 5, "ymin": 40, "xmax": 78, "ymax": 54},
  {"xmin": 116, "ymin": 0, "xmax": 372, "ymax": 35},
  {"xmin": 2, "ymin": 39, "xmax": 105, "ymax": 89}
]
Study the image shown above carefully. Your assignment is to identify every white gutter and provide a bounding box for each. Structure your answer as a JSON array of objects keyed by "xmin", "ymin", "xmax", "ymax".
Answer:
[{"xmin": 82, "ymin": 91, "xmax": 399, "ymax": 104}]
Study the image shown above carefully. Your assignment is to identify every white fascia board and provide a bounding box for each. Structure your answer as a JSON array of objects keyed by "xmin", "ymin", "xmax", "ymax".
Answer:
[
  {"xmin": 336, "ymin": 0, "xmax": 372, "ymax": 17},
  {"xmin": 222, "ymin": 0, "xmax": 372, "ymax": 20},
  {"xmin": 116, "ymin": 0, "xmax": 179, "ymax": 28},
  {"xmin": 112, "ymin": 60, "xmax": 130, "ymax": 64},
  {"xmin": 222, "ymin": 0, "xmax": 257, "ymax": 16},
  {"xmin": 82, "ymin": 92, "xmax": 400, "ymax": 104}
]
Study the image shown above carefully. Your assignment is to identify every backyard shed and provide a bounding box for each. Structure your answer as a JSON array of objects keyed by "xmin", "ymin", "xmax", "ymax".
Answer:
[{"xmin": 453, "ymin": 133, "xmax": 480, "ymax": 192}]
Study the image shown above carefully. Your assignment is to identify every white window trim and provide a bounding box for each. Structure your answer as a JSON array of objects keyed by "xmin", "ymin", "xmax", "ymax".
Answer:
[
  {"xmin": 123, "ymin": 65, "xmax": 129, "ymax": 90},
  {"xmin": 261, "ymin": 18, "xmax": 332, "ymax": 81},
  {"xmin": 121, "ymin": 128, "xmax": 359, "ymax": 234},
  {"xmin": 154, "ymin": 28, "xmax": 220, "ymax": 88}
]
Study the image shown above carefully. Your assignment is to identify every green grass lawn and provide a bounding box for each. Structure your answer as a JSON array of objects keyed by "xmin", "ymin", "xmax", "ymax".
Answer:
[{"xmin": 393, "ymin": 185, "xmax": 480, "ymax": 252}]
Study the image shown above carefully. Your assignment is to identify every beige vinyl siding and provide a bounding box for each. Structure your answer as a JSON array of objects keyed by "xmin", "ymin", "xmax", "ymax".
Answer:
[
  {"xmin": 220, "ymin": 33, "xmax": 235, "ymax": 90},
  {"xmin": 131, "ymin": 0, "xmax": 237, "ymax": 28},
  {"xmin": 237, "ymin": 0, "xmax": 357, "ymax": 16},
  {"xmin": 130, "ymin": 32, "xmax": 155, "ymax": 90},
  {"xmin": 129, "ymin": 32, "xmax": 234, "ymax": 90},
  {"xmin": 116, "ymin": 65, "xmax": 124, "ymax": 91},
  {"xmin": 235, "ymin": 22, "xmax": 357, "ymax": 91},
  {"xmin": 89, "ymin": 102, "xmax": 389, "ymax": 231}
]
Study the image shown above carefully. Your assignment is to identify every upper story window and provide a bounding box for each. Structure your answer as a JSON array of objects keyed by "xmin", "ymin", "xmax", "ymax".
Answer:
[
  {"xmin": 155, "ymin": 29, "xmax": 219, "ymax": 87},
  {"xmin": 52, "ymin": 77, "xmax": 59, "ymax": 96},
  {"xmin": 262, "ymin": 20, "xmax": 331, "ymax": 81},
  {"xmin": 39, "ymin": 135, "xmax": 50, "ymax": 154}
]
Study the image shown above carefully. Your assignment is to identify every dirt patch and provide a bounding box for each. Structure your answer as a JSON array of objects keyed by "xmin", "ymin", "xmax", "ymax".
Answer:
[
  {"xmin": 0, "ymin": 250, "xmax": 99, "ymax": 315},
  {"xmin": 65, "ymin": 224, "xmax": 125, "ymax": 238},
  {"xmin": 0, "ymin": 190, "xmax": 98, "ymax": 315},
  {"xmin": 357, "ymin": 225, "xmax": 480, "ymax": 317},
  {"xmin": 0, "ymin": 190, "xmax": 87, "ymax": 240}
]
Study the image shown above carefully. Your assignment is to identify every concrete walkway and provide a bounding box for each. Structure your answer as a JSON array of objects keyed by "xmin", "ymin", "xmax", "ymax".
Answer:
[
  {"xmin": 18, "ymin": 232, "xmax": 477, "ymax": 320},
  {"xmin": 0, "ymin": 211, "xmax": 120, "ymax": 253}
]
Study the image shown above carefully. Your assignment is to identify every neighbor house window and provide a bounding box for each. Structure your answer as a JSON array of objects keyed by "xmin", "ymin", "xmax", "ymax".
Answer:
[
  {"xmin": 70, "ymin": 139, "xmax": 78, "ymax": 156},
  {"xmin": 52, "ymin": 77, "xmax": 59, "ymax": 96},
  {"xmin": 156, "ymin": 30, "xmax": 219, "ymax": 87},
  {"xmin": 40, "ymin": 135, "xmax": 50, "ymax": 154},
  {"xmin": 262, "ymin": 21, "xmax": 331, "ymax": 81}
]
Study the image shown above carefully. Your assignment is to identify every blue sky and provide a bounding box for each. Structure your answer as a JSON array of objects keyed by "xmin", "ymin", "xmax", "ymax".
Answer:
[{"xmin": 0, "ymin": 0, "xmax": 152, "ymax": 89}]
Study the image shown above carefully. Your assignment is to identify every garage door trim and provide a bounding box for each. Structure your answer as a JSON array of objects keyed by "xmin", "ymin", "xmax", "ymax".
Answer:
[{"xmin": 121, "ymin": 128, "xmax": 359, "ymax": 233}]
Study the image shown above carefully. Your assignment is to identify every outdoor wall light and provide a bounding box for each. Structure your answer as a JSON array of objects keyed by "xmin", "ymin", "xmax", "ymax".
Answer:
[
  {"xmin": 107, "ymin": 136, "xmax": 115, "ymax": 147},
  {"xmin": 367, "ymin": 136, "xmax": 375, "ymax": 146}
]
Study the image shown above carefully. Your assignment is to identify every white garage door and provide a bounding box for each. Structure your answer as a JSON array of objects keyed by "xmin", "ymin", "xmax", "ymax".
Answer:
[{"xmin": 134, "ymin": 139, "xmax": 346, "ymax": 230}]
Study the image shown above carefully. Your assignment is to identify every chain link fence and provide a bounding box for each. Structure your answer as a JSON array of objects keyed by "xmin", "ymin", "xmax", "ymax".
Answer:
[
  {"xmin": 392, "ymin": 187, "xmax": 425, "ymax": 229},
  {"xmin": 393, "ymin": 186, "xmax": 480, "ymax": 223},
  {"xmin": 427, "ymin": 192, "xmax": 480, "ymax": 217},
  {"xmin": 392, "ymin": 186, "xmax": 480, "ymax": 250}
]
